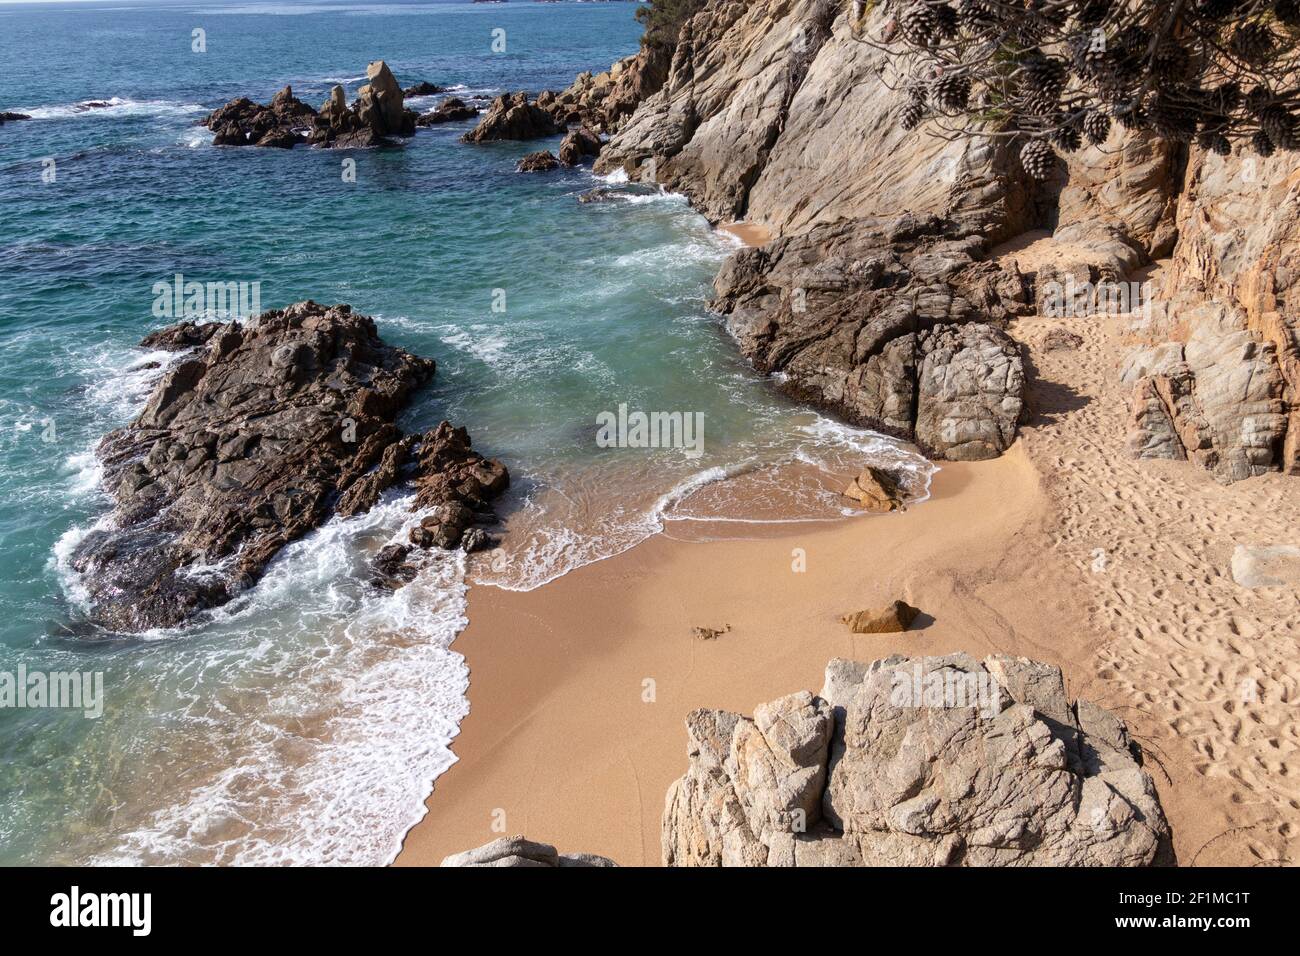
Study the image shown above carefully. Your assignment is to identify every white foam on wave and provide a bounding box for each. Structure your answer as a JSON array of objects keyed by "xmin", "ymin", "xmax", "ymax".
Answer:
[
  {"xmin": 89, "ymin": 491, "xmax": 473, "ymax": 866},
  {"xmin": 18, "ymin": 97, "xmax": 208, "ymax": 122},
  {"xmin": 438, "ymin": 324, "xmax": 511, "ymax": 368}
]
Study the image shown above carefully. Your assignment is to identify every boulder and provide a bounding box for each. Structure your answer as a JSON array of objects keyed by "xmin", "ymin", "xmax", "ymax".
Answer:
[
  {"xmin": 0, "ymin": 111, "xmax": 32, "ymax": 124},
  {"xmin": 557, "ymin": 126, "xmax": 601, "ymax": 166},
  {"xmin": 461, "ymin": 91, "xmax": 562, "ymax": 143},
  {"xmin": 663, "ymin": 656, "xmax": 1170, "ymax": 866},
  {"xmin": 840, "ymin": 601, "xmax": 920, "ymax": 634},
  {"xmin": 516, "ymin": 149, "xmax": 559, "ymax": 172},
  {"xmin": 842, "ymin": 466, "xmax": 902, "ymax": 512},
  {"xmin": 441, "ymin": 835, "xmax": 617, "ymax": 867}
]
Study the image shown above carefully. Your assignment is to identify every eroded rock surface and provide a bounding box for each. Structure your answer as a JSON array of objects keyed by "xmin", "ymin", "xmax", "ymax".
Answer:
[
  {"xmin": 70, "ymin": 301, "xmax": 506, "ymax": 632},
  {"xmin": 663, "ymin": 655, "xmax": 1169, "ymax": 866}
]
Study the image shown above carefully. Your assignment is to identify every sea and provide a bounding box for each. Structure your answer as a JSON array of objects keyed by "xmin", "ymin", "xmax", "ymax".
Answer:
[{"xmin": 0, "ymin": 0, "xmax": 934, "ymax": 864}]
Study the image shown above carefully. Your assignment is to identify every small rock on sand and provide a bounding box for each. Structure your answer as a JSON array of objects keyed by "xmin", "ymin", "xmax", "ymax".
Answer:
[
  {"xmin": 842, "ymin": 466, "xmax": 904, "ymax": 512},
  {"xmin": 841, "ymin": 600, "xmax": 920, "ymax": 634}
]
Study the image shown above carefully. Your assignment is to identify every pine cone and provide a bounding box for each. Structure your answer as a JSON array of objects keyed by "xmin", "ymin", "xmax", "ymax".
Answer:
[
  {"xmin": 1077, "ymin": 0, "xmax": 1111, "ymax": 25},
  {"xmin": 1083, "ymin": 110, "xmax": 1111, "ymax": 145},
  {"xmin": 1019, "ymin": 138, "xmax": 1056, "ymax": 180},
  {"xmin": 1196, "ymin": 0, "xmax": 1238, "ymax": 17},
  {"xmin": 1231, "ymin": 24, "xmax": 1275, "ymax": 62},
  {"xmin": 1260, "ymin": 105, "xmax": 1296, "ymax": 150},
  {"xmin": 1152, "ymin": 42, "xmax": 1191, "ymax": 87},
  {"xmin": 900, "ymin": 99, "xmax": 925, "ymax": 131},
  {"xmin": 957, "ymin": 0, "xmax": 997, "ymax": 27},
  {"xmin": 934, "ymin": 3, "xmax": 959, "ymax": 38},
  {"xmin": 1114, "ymin": 102, "xmax": 1148, "ymax": 131},
  {"xmin": 1214, "ymin": 82, "xmax": 1242, "ymax": 115},
  {"xmin": 1198, "ymin": 130, "xmax": 1231, "ymax": 156},
  {"xmin": 1252, "ymin": 128, "xmax": 1276, "ymax": 157},
  {"xmin": 1277, "ymin": 0, "xmax": 1300, "ymax": 28},
  {"xmin": 931, "ymin": 73, "xmax": 971, "ymax": 111},
  {"xmin": 898, "ymin": 3, "xmax": 939, "ymax": 46},
  {"xmin": 1052, "ymin": 120, "xmax": 1083, "ymax": 153}
]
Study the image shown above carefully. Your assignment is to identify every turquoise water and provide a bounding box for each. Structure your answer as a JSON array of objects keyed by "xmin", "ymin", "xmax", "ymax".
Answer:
[{"xmin": 0, "ymin": 0, "xmax": 931, "ymax": 864}]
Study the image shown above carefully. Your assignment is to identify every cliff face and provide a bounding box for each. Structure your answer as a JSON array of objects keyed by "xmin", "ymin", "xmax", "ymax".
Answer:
[{"xmin": 589, "ymin": 0, "xmax": 1300, "ymax": 480}]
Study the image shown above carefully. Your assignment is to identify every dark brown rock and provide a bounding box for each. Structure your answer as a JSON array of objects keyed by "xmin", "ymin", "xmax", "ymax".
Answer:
[
  {"xmin": 415, "ymin": 97, "xmax": 478, "ymax": 126},
  {"xmin": 205, "ymin": 85, "xmax": 316, "ymax": 148},
  {"xmin": 558, "ymin": 126, "xmax": 601, "ymax": 166},
  {"xmin": 67, "ymin": 301, "xmax": 507, "ymax": 632},
  {"xmin": 517, "ymin": 150, "xmax": 559, "ymax": 172},
  {"xmin": 461, "ymin": 91, "xmax": 562, "ymax": 143}
]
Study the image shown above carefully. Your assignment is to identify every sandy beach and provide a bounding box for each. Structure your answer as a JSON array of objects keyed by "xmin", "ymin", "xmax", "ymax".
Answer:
[{"xmin": 398, "ymin": 245, "xmax": 1300, "ymax": 867}]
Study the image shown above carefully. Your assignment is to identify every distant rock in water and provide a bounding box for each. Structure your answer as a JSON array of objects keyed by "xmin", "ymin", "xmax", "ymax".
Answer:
[
  {"xmin": 205, "ymin": 61, "xmax": 418, "ymax": 149},
  {"xmin": 663, "ymin": 655, "xmax": 1170, "ymax": 866},
  {"xmin": 0, "ymin": 111, "xmax": 32, "ymax": 125},
  {"xmin": 206, "ymin": 85, "xmax": 317, "ymax": 148},
  {"xmin": 69, "ymin": 300, "xmax": 507, "ymax": 633},
  {"xmin": 461, "ymin": 91, "xmax": 562, "ymax": 143},
  {"xmin": 415, "ymin": 97, "xmax": 478, "ymax": 127},
  {"xmin": 402, "ymin": 81, "xmax": 445, "ymax": 97},
  {"xmin": 516, "ymin": 149, "xmax": 558, "ymax": 172},
  {"xmin": 441, "ymin": 835, "xmax": 617, "ymax": 868}
]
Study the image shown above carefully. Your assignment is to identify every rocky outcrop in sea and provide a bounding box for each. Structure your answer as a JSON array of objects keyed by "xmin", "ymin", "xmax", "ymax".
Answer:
[
  {"xmin": 205, "ymin": 61, "xmax": 417, "ymax": 149},
  {"xmin": 663, "ymin": 655, "xmax": 1170, "ymax": 867},
  {"xmin": 70, "ymin": 300, "xmax": 507, "ymax": 633}
]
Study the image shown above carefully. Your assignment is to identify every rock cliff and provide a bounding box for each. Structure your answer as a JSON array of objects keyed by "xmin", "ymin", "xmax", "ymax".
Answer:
[
  {"xmin": 663, "ymin": 655, "xmax": 1169, "ymax": 867},
  {"xmin": 582, "ymin": 0, "xmax": 1299, "ymax": 476}
]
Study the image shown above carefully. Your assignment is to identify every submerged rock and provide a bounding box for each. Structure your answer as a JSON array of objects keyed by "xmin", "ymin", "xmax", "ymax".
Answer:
[
  {"xmin": 663, "ymin": 655, "xmax": 1170, "ymax": 866},
  {"xmin": 403, "ymin": 81, "xmax": 445, "ymax": 97},
  {"xmin": 415, "ymin": 96, "xmax": 478, "ymax": 126},
  {"xmin": 70, "ymin": 301, "xmax": 506, "ymax": 632},
  {"xmin": 0, "ymin": 111, "xmax": 32, "ymax": 124}
]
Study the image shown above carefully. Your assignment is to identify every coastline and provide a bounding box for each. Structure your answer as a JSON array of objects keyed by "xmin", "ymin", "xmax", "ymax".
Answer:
[{"xmin": 397, "ymin": 447, "xmax": 1078, "ymax": 865}]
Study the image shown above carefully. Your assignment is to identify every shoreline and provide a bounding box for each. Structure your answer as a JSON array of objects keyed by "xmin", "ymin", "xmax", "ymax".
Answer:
[{"xmin": 396, "ymin": 446, "xmax": 1085, "ymax": 865}]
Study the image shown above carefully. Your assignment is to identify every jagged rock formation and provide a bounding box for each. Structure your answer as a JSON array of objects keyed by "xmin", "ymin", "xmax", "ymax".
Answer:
[
  {"xmin": 590, "ymin": 2, "xmax": 1035, "ymax": 459},
  {"xmin": 460, "ymin": 91, "xmax": 562, "ymax": 143},
  {"xmin": 312, "ymin": 61, "xmax": 417, "ymax": 148},
  {"xmin": 441, "ymin": 835, "xmax": 617, "ymax": 867},
  {"xmin": 70, "ymin": 301, "xmax": 507, "ymax": 632},
  {"xmin": 416, "ymin": 97, "xmax": 478, "ymax": 127},
  {"xmin": 546, "ymin": 46, "xmax": 671, "ymax": 134},
  {"xmin": 403, "ymin": 82, "xmax": 444, "ymax": 97},
  {"xmin": 663, "ymin": 655, "xmax": 1169, "ymax": 866},
  {"xmin": 205, "ymin": 62, "xmax": 417, "ymax": 149},
  {"xmin": 206, "ymin": 85, "xmax": 317, "ymax": 148}
]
